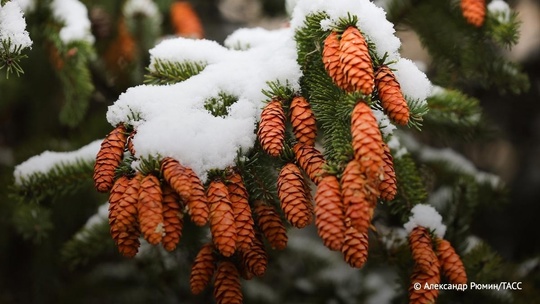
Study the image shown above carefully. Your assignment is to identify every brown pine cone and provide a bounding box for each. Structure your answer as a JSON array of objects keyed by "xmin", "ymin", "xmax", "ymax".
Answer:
[
  {"xmin": 379, "ymin": 143, "xmax": 397, "ymax": 201},
  {"xmin": 293, "ymin": 143, "xmax": 326, "ymax": 185},
  {"xmin": 339, "ymin": 26, "xmax": 374, "ymax": 95},
  {"xmin": 94, "ymin": 124, "xmax": 127, "ymax": 192},
  {"xmin": 290, "ymin": 96, "xmax": 317, "ymax": 146},
  {"xmin": 409, "ymin": 259, "xmax": 441, "ymax": 304},
  {"xmin": 109, "ymin": 175, "xmax": 140, "ymax": 258},
  {"xmin": 208, "ymin": 181, "xmax": 237, "ymax": 257},
  {"xmin": 226, "ymin": 170, "xmax": 255, "ymax": 251},
  {"xmin": 240, "ymin": 234, "xmax": 268, "ymax": 278},
  {"xmin": 314, "ymin": 175, "xmax": 346, "ymax": 251},
  {"xmin": 170, "ymin": 1, "xmax": 204, "ymax": 39},
  {"xmin": 375, "ymin": 65, "xmax": 410, "ymax": 125},
  {"xmin": 323, "ymin": 31, "xmax": 349, "ymax": 89},
  {"xmin": 341, "ymin": 226, "xmax": 369, "ymax": 268},
  {"xmin": 437, "ymin": 238, "xmax": 468, "ymax": 284},
  {"xmin": 409, "ymin": 226, "xmax": 439, "ymax": 275},
  {"xmin": 138, "ymin": 174, "xmax": 164, "ymax": 245},
  {"xmin": 341, "ymin": 160, "xmax": 374, "ymax": 234},
  {"xmin": 161, "ymin": 157, "xmax": 192, "ymax": 199},
  {"xmin": 185, "ymin": 167, "xmax": 210, "ymax": 226},
  {"xmin": 461, "ymin": 0, "xmax": 486, "ymax": 27},
  {"xmin": 213, "ymin": 261, "xmax": 243, "ymax": 304},
  {"xmin": 277, "ymin": 163, "xmax": 313, "ymax": 229},
  {"xmin": 190, "ymin": 243, "xmax": 215, "ymax": 295},
  {"xmin": 257, "ymin": 99, "xmax": 286, "ymax": 157},
  {"xmin": 254, "ymin": 203, "xmax": 288, "ymax": 250},
  {"xmin": 161, "ymin": 185, "xmax": 184, "ymax": 251}
]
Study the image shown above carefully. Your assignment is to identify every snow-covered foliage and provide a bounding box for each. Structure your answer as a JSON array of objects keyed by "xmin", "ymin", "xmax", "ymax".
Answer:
[
  {"xmin": 403, "ymin": 204, "xmax": 447, "ymax": 238},
  {"xmin": 0, "ymin": 1, "xmax": 32, "ymax": 52},
  {"xmin": 51, "ymin": 0, "xmax": 95, "ymax": 44}
]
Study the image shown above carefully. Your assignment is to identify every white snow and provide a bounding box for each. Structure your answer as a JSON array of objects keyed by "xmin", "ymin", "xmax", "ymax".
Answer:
[
  {"xmin": 372, "ymin": 108, "xmax": 396, "ymax": 138},
  {"xmin": 488, "ymin": 0, "xmax": 511, "ymax": 23},
  {"xmin": 13, "ymin": 139, "xmax": 102, "ymax": 185},
  {"xmin": 148, "ymin": 37, "xmax": 227, "ymax": 70},
  {"xmin": 403, "ymin": 204, "xmax": 447, "ymax": 238},
  {"xmin": 51, "ymin": 0, "xmax": 95, "ymax": 44},
  {"xmin": 0, "ymin": 1, "xmax": 32, "ymax": 52},
  {"xmin": 123, "ymin": 0, "xmax": 161, "ymax": 20},
  {"xmin": 391, "ymin": 58, "xmax": 432, "ymax": 107}
]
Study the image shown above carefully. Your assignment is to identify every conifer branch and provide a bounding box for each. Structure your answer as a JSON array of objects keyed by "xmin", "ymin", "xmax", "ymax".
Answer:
[
  {"xmin": 0, "ymin": 39, "xmax": 27, "ymax": 78},
  {"xmin": 144, "ymin": 59, "xmax": 207, "ymax": 85}
]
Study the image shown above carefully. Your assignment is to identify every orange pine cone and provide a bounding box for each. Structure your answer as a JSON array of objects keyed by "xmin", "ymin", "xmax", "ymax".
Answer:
[
  {"xmin": 290, "ymin": 96, "xmax": 317, "ymax": 146},
  {"xmin": 257, "ymin": 99, "xmax": 286, "ymax": 157},
  {"xmin": 437, "ymin": 238, "xmax": 468, "ymax": 284},
  {"xmin": 138, "ymin": 174, "xmax": 164, "ymax": 245},
  {"xmin": 409, "ymin": 226, "xmax": 439, "ymax": 275},
  {"xmin": 341, "ymin": 226, "xmax": 369, "ymax": 268},
  {"xmin": 314, "ymin": 175, "xmax": 346, "ymax": 251},
  {"xmin": 339, "ymin": 26, "xmax": 374, "ymax": 95},
  {"xmin": 226, "ymin": 170, "xmax": 255, "ymax": 251},
  {"xmin": 94, "ymin": 124, "xmax": 127, "ymax": 192},
  {"xmin": 109, "ymin": 176, "xmax": 140, "ymax": 258},
  {"xmin": 213, "ymin": 261, "xmax": 243, "ymax": 304},
  {"xmin": 341, "ymin": 160, "xmax": 375, "ymax": 234},
  {"xmin": 208, "ymin": 181, "xmax": 237, "ymax": 257},
  {"xmin": 351, "ymin": 102, "xmax": 385, "ymax": 184},
  {"xmin": 323, "ymin": 31, "xmax": 349, "ymax": 89},
  {"xmin": 190, "ymin": 243, "xmax": 215, "ymax": 295},
  {"xmin": 240, "ymin": 234, "xmax": 268, "ymax": 278},
  {"xmin": 293, "ymin": 143, "xmax": 326, "ymax": 185},
  {"xmin": 185, "ymin": 167, "xmax": 210, "ymax": 226},
  {"xmin": 379, "ymin": 143, "xmax": 397, "ymax": 201},
  {"xmin": 409, "ymin": 260, "xmax": 441, "ymax": 304},
  {"xmin": 161, "ymin": 185, "xmax": 184, "ymax": 251},
  {"xmin": 170, "ymin": 1, "xmax": 204, "ymax": 39},
  {"xmin": 277, "ymin": 163, "xmax": 313, "ymax": 229},
  {"xmin": 254, "ymin": 203, "xmax": 288, "ymax": 250},
  {"xmin": 104, "ymin": 18, "xmax": 136, "ymax": 73},
  {"xmin": 375, "ymin": 65, "xmax": 410, "ymax": 125},
  {"xmin": 161, "ymin": 157, "xmax": 192, "ymax": 200},
  {"xmin": 461, "ymin": 0, "xmax": 486, "ymax": 27}
]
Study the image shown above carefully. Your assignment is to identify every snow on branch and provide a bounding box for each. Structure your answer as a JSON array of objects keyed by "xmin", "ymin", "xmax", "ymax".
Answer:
[
  {"xmin": 404, "ymin": 204, "xmax": 447, "ymax": 238},
  {"xmin": 51, "ymin": 0, "xmax": 94, "ymax": 44},
  {"xmin": 0, "ymin": 1, "xmax": 32, "ymax": 52}
]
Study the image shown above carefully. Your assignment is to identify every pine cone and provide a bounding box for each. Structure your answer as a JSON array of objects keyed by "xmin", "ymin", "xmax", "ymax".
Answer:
[
  {"xmin": 240, "ymin": 234, "xmax": 268, "ymax": 278},
  {"xmin": 254, "ymin": 203, "xmax": 288, "ymax": 250},
  {"xmin": 341, "ymin": 160, "xmax": 374, "ymax": 234},
  {"xmin": 226, "ymin": 170, "xmax": 255, "ymax": 251},
  {"xmin": 341, "ymin": 226, "xmax": 369, "ymax": 268},
  {"xmin": 185, "ymin": 167, "xmax": 210, "ymax": 226},
  {"xmin": 170, "ymin": 1, "xmax": 204, "ymax": 39},
  {"xmin": 437, "ymin": 238, "xmax": 468, "ymax": 284},
  {"xmin": 109, "ymin": 176, "xmax": 140, "ymax": 258},
  {"xmin": 375, "ymin": 65, "xmax": 410, "ymax": 125},
  {"xmin": 409, "ymin": 226, "xmax": 439, "ymax": 275},
  {"xmin": 213, "ymin": 261, "xmax": 243, "ymax": 304},
  {"xmin": 190, "ymin": 243, "xmax": 215, "ymax": 295},
  {"xmin": 293, "ymin": 143, "xmax": 326, "ymax": 185},
  {"xmin": 104, "ymin": 18, "xmax": 136, "ymax": 72},
  {"xmin": 351, "ymin": 102, "xmax": 385, "ymax": 185},
  {"xmin": 339, "ymin": 26, "xmax": 374, "ymax": 95},
  {"xmin": 322, "ymin": 31, "xmax": 349, "ymax": 89},
  {"xmin": 138, "ymin": 174, "xmax": 164, "ymax": 245},
  {"xmin": 257, "ymin": 99, "xmax": 286, "ymax": 157},
  {"xmin": 461, "ymin": 0, "xmax": 486, "ymax": 27},
  {"xmin": 161, "ymin": 157, "xmax": 192, "ymax": 200},
  {"xmin": 314, "ymin": 175, "xmax": 346, "ymax": 251},
  {"xmin": 277, "ymin": 163, "xmax": 313, "ymax": 229},
  {"xmin": 94, "ymin": 124, "xmax": 127, "ymax": 192},
  {"xmin": 208, "ymin": 181, "xmax": 237, "ymax": 257},
  {"xmin": 409, "ymin": 260, "xmax": 441, "ymax": 304},
  {"xmin": 379, "ymin": 143, "xmax": 397, "ymax": 201},
  {"xmin": 161, "ymin": 185, "xmax": 184, "ymax": 251},
  {"xmin": 290, "ymin": 96, "xmax": 317, "ymax": 146}
]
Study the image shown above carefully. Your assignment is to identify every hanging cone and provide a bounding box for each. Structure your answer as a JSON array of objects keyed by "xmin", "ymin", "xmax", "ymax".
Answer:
[
  {"xmin": 161, "ymin": 157, "xmax": 192, "ymax": 200},
  {"xmin": 379, "ymin": 143, "xmax": 397, "ymax": 201},
  {"xmin": 170, "ymin": 1, "xmax": 204, "ymax": 39},
  {"xmin": 257, "ymin": 99, "xmax": 286, "ymax": 157},
  {"xmin": 138, "ymin": 174, "xmax": 164, "ymax": 245},
  {"xmin": 104, "ymin": 18, "xmax": 136, "ymax": 73},
  {"xmin": 409, "ymin": 259, "xmax": 441, "ymax": 304},
  {"xmin": 208, "ymin": 181, "xmax": 237, "ymax": 257},
  {"xmin": 341, "ymin": 160, "xmax": 375, "ymax": 234},
  {"xmin": 375, "ymin": 65, "xmax": 410, "ymax": 125},
  {"xmin": 109, "ymin": 176, "xmax": 140, "ymax": 258},
  {"xmin": 436, "ymin": 238, "xmax": 468, "ymax": 284},
  {"xmin": 339, "ymin": 26, "xmax": 374, "ymax": 95},
  {"xmin": 185, "ymin": 167, "xmax": 210, "ymax": 226},
  {"xmin": 226, "ymin": 170, "xmax": 255, "ymax": 251},
  {"xmin": 94, "ymin": 124, "xmax": 127, "ymax": 192},
  {"xmin": 161, "ymin": 185, "xmax": 184, "ymax": 251},
  {"xmin": 461, "ymin": 0, "xmax": 486, "ymax": 27},
  {"xmin": 277, "ymin": 163, "xmax": 313, "ymax": 229},
  {"xmin": 190, "ymin": 243, "xmax": 215, "ymax": 295},
  {"xmin": 314, "ymin": 175, "xmax": 346, "ymax": 251},
  {"xmin": 240, "ymin": 234, "xmax": 268, "ymax": 278},
  {"xmin": 293, "ymin": 143, "xmax": 326, "ymax": 185},
  {"xmin": 322, "ymin": 31, "xmax": 349, "ymax": 89},
  {"xmin": 351, "ymin": 102, "xmax": 385, "ymax": 185},
  {"xmin": 290, "ymin": 96, "xmax": 317, "ymax": 146},
  {"xmin": 254, "ymin": 203, "xmax": 288, "ymax": 250},
  {"xmin": 409, "ymin": 226, "xmax": 439, "ymax": 275},
  {"xmin": 341, "ymin": 226, "xmax": 369, "ymax": 268},
  {"xmin": 213, "ymin": 261, "xmax": 243, "ymax": 304}
]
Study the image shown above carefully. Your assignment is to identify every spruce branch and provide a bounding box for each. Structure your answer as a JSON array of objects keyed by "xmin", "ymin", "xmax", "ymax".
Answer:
[
  {"xmin": 204, "ymin": 92, "xmax": 238, "ymax": 117},
  {"xmin": 144, "ymin": 59, "xmax": 207, "ymax": 85},
  {"xmin": 0, "ymin": 38, "xmax": 27, "ymax": 78}
]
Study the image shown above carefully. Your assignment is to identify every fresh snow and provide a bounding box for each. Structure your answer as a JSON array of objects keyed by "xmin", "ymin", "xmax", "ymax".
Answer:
[
  {"xmin": 403, "ymin": 204, "xmax": 447, "ymax": 238},
  {"xmin": 0, "ymin": 1, "xmax": 32, "ymax": 52},
  {"xmin": 51, "ymin": 0, "xmax": 95, "ymax": 44},
  {"xmin": 13, "ymin": 140, "xmax": 102, "ymax": 185},
  {"xmin": 488, "ymin": 0, "xmax": 511, "ymax": 23}
]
